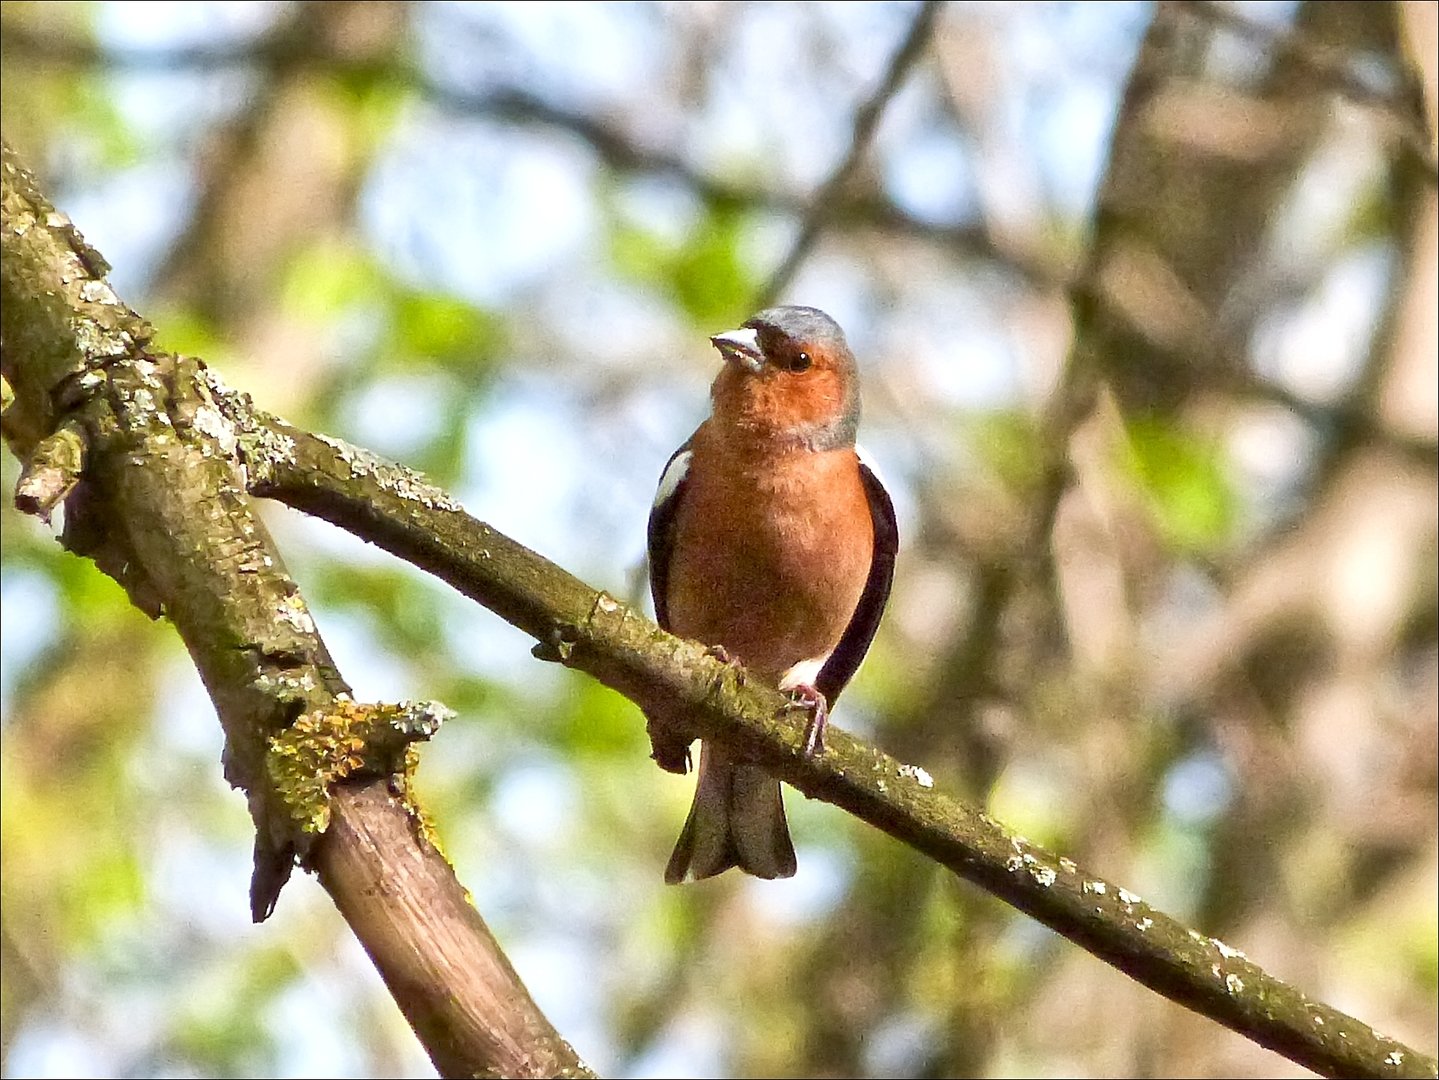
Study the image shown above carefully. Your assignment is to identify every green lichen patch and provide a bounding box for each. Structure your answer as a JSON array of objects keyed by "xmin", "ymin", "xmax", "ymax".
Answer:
[{"xmin": 266, "ymin": 698, "xmax": 452, "ymax": 837}]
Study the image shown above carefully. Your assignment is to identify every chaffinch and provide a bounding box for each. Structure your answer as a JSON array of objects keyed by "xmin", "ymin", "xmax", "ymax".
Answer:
[{"xmin": 647, "ymin": 305, "xmax": 898, "ymax": 883}]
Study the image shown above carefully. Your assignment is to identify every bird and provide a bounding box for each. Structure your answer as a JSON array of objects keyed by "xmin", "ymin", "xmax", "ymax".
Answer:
[{"xmin": 646, "ymin": 305, "xmax": 898, "ymax": 883}]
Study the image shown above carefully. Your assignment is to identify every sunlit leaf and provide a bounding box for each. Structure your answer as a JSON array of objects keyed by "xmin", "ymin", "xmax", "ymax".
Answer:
[
  {"xmin": 1119, "ymin": 417, "xmax": 1236, "ymax": 553},
  {"xmin": 607, "ymin": 200, "xmax": 759, "ymax": 325}
]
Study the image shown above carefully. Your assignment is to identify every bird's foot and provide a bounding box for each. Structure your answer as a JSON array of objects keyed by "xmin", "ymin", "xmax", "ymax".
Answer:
[
  {"xmin": 705, "ymin": 644, "xmax": 746, "ymax": 689},
  {"xmin": 781, "ymin": 684, "xmax": 830, "ymax": 758}
]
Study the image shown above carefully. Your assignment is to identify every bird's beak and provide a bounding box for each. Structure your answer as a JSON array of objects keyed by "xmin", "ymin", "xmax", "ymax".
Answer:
[{"xmin": 710, "ymin": 327, "xmax": 763, "ymax": 373}]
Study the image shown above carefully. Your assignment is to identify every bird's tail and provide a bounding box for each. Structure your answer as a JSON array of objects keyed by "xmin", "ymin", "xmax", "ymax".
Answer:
[{"xmin": 664, "ymin": 741, "xmax": 797, "ymax": 883}]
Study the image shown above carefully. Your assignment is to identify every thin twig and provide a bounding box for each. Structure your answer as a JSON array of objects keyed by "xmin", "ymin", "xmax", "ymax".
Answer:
[
  {"xmin": 757, "ymin": 0, "xmax": 946, "ymax": 307},
  {"xmin": 1178, "ymin": 0, "xmax": 1438, "ymax": 181},
  {"xmin": 0, "ymin": 14, "xmax": 1053, "ymax": 289}
]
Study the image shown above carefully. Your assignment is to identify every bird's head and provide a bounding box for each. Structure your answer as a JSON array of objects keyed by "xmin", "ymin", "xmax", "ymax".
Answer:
[{"xmin": 707, "ymin": 305, "xmax": 860, "ymax": 450}]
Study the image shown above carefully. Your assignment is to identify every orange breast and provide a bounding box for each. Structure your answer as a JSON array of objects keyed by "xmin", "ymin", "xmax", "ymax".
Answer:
[{"xmin": 666, "ymin": 432, "xmax": 874, "ymax": 679}]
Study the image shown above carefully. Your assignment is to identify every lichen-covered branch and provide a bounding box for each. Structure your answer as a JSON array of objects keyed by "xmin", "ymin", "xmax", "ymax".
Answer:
[
  {"xmin": 206, "ymin": 378, "xmax": 1436, "ymax": 1080},
  {"xmin": 1, "ymin": 141, "xmax": 592, "ymax": 1080}
]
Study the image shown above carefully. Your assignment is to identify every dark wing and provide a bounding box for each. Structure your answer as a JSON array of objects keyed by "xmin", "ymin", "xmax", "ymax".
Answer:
[
  {"xmin": 647, "ymin": 441, "xmax": 694, "ymax": 630},
  {"xmin": 816, "ymin": 451, "xmax": 898, "ymax": 705}
]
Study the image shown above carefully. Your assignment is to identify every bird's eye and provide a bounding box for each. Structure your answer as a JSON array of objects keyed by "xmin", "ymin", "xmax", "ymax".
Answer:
[{"xmin": 788, "ymin": 351, "xmax": 812, "ymax": 373}]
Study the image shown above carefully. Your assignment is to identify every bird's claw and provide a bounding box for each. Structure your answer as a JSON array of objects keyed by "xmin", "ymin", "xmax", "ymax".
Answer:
[
  {"xmin": 705, "ymin": 644, "xmax": 746, "ymax": 689},
  {"xmin": 782, "ymin": 684, "xmax": 829, "ymax": 758}
]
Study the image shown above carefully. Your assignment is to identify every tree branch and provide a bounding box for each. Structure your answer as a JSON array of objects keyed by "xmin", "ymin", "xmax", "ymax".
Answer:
[
  {"xmin": 195, "ymin": 374, "xmax": 1435, "ymax": 1080},
  {"xmin": 1, "ymin": 141, "xmax": 591, "ymax": 1080},
  {"xmin": 1178, "ymin": 0, "xmax": 1439, "ymax": 181}
]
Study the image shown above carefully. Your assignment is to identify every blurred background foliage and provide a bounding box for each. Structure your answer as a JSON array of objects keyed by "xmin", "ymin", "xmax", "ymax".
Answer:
[{"xmin": 1, "ymin": 1, "xmax": 1435, "ymax": 1077}]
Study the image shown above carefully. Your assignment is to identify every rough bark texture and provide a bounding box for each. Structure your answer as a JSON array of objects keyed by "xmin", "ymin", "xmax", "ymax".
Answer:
[{"xmin": 1, "ymin": 141, "xmax": 592, "ymax": 1080}]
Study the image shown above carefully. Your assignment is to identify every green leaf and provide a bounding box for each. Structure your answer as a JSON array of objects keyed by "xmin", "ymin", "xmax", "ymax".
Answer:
[
  {"xmin": 553, "ymin": 675, "xmax": 648, "ymax": 760},
  {"xmin": 389, "ymin": 290, "xmax": 504, "ymax": 367},
  {"xmin": 281, "ymin": 240, "xmax": 386, "ymax": 320},
  {"xmin": 1119, "ymin": 417, "xmax": 1236, "ymax": 553},
  {"xmin": 667, "ymin": 203, "xmax": 758, "ymax": 325},
  {"xmin": 969, "ymin": 410, "xmax": 1044, "ymax": 492},
  {"xmin": 608, "ymin": 199, "xmax": 759, "ymax": 325},
  {"xmin": 149, "ymin": 306, "xmax": 227, "ymax": 361}
]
